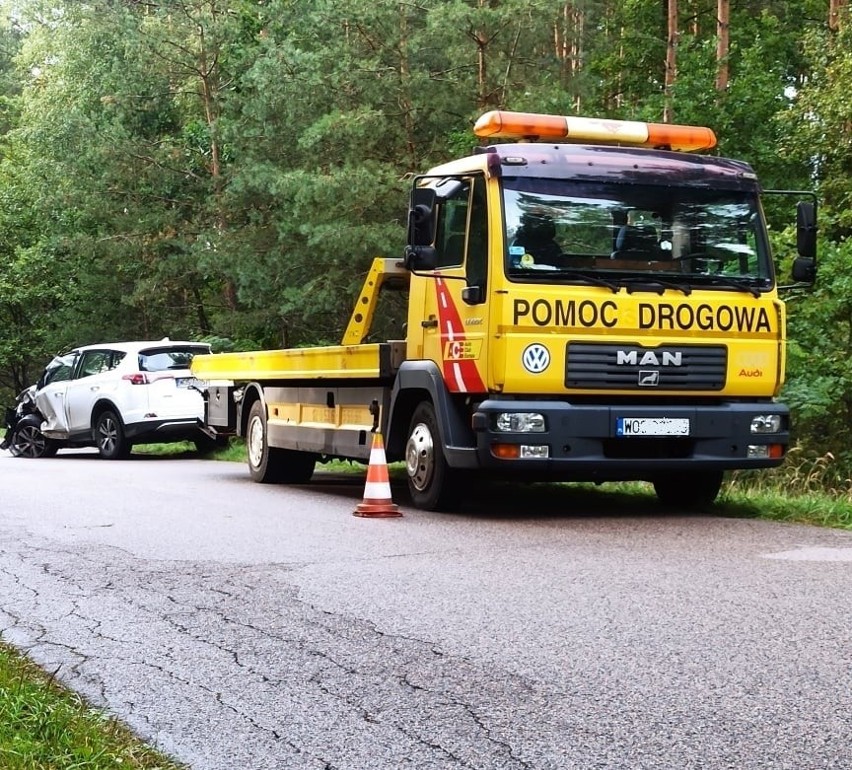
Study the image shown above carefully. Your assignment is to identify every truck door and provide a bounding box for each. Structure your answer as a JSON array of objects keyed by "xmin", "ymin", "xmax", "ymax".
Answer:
[{"xmin": 409, "ymin": 175, "xmax": 491, "ymax": 393}]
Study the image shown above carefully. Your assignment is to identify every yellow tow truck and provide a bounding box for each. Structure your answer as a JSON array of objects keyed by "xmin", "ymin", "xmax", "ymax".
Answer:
[{"xmin": 191, "ymin": 110, "xmax": 817, "ymax": 510}]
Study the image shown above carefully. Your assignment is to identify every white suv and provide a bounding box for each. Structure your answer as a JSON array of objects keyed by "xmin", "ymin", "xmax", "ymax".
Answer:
[{"xmin": 19, "ymin": 339, "xmax": 213, "ymax": 459}]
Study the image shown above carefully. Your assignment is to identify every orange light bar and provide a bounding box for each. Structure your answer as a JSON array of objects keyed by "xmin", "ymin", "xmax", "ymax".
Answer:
[{"xmin": 473, "ymin": 110, "xmax": 717, "ymax": 152}]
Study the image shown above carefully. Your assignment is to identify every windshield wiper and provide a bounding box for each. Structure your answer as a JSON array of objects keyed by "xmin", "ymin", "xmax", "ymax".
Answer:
[
  {"xmin": 694, "ymin": 276, "xmax": 764, "ymax": 298},
  {"xmin": 552, "ymin": 268, "xmax": 621, "ymax": 293}
]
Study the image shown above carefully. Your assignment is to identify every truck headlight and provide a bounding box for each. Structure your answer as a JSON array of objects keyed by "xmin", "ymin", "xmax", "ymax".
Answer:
[
  {"xmin": 495, "ymin": 412, "xmax": 546, "ymax": 433},
  {"xmin": 750, "ymin": 414, "xmax": 782, "ymax": 434}
]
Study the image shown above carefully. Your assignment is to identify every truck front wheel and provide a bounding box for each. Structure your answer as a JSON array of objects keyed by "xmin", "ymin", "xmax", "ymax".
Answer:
[
  {"xmin": 405, "ymin": 402, "xmax": 461, "ymax": 511},
  {"xmin": 246, "ymin": 401, "xmax": 315, "ymax": 484},
  {"xmin": 653, "ymin": 470, "xmax": 723, "ymax": 508}
]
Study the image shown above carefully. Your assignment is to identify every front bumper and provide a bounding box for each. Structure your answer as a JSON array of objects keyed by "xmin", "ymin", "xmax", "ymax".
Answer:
[{"xmin": 468, "ymin": 400, "xmax": 789, "ymax": 481}]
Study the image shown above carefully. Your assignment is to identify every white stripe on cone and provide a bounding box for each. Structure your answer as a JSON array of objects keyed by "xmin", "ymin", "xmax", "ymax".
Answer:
[{"xmin": 363, "ymin": 480, "xmax": 392, "ymax": 499}]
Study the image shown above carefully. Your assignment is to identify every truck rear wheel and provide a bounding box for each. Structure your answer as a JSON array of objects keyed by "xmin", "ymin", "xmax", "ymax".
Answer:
[
  {"xmin": 405, "ymin": 402, "xmax": 461, "ymax": 511},
  {"xmin": 246, "ymin": 400, "xmax": 315, "ymax": 484},
  {"xmin": 653, "ymin": 470, "xmax": 723, "ymax": 508}
]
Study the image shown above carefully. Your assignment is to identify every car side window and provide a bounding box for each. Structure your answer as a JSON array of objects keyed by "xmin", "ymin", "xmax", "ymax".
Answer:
[
  {"xmin": 46, "ymin": 364, "xmax": 73, "ymax": 384},
  {"xmin": 39, "ymin": 353, "xmax": 78, "ymax": 388},
  {"xmin": 76, "ymin": 350, "xmax": 113, "ymax": 378}
]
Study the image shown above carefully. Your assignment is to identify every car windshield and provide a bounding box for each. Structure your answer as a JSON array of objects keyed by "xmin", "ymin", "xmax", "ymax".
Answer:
[
  {"xmin": 38, "ymin": 353, "xmax": 77, "ymax": 388},
  {"xmin": 139, "ymin": 345, "xmax": 210, "ymax": 372},
  {"xmin": 502, "ymin": 178, "xmax": 773, "ymax": 289}
]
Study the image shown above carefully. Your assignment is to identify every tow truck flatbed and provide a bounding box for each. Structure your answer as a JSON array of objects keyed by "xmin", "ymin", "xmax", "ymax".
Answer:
[{"xmin": 191, "ymin": 341, "xmax": 406, "ymax": 382}]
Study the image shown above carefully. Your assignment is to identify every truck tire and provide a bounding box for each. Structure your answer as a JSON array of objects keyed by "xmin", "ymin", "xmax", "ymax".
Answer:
[
  {"xmin": 246, "ymin": 400, "xmax": 315, "ymax": 484},
  {"xmin": 95, "ymin": 410, "xmax": 132, "ymax": 459},
  {"xmin": 405, "ymin": 401, "xmax": 461, "ymax": 511},
  {"xmin": 653, "ymin": 470, "xmax": 723, "ymax": 508}
]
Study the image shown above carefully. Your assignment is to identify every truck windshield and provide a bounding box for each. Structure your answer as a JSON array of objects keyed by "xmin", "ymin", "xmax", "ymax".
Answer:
[{"xmin": 502, "ymin": 178, "xmax": 773, "ymax": 290}]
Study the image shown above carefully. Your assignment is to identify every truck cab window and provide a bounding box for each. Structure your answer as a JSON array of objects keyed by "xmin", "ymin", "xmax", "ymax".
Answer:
[
  {"xmin": 466, "ymin": 176, "xmax": 488, "ymax": 291},
  {"xmin": 502, "ymin": 178, "xmax": 773, "ymax": 290},
  {"xmin": 434, "ymin": 181, "xmax": 470, "ymax": 268}
]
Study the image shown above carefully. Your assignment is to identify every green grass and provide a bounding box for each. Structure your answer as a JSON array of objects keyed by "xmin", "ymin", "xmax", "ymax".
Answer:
[
  {"xmin": 195, "ymin": 438, "xmax": 851, "ymax": 530},
  {"xmin": 8, "ymin": 432, "xmax": 850, "ymax": 529},
  {"xmin": 0, "ymin": 642, "xmax": 184, "ymax": 770}
]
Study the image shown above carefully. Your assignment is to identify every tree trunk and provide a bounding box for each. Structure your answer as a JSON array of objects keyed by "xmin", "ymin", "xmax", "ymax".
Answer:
[
  {"xmin": 555, "ymin": 2, "xmax": 584, "ymax": 110},
  {"xmin": 829, "ymin": 0, "xmax": 847, "ymax": 31},
  {"xmin": 664, "ymin": 0, "xmax": 678, "ymax": 122},
  {"xmin": 715, "ymin": 0, "xmax": 730, "ymax": 92}
]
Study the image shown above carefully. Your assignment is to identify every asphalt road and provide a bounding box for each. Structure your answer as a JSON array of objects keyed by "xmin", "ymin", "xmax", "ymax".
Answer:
[{"xmin": 1, "ymin": 448, "xmax": 850, "ymax": 770}]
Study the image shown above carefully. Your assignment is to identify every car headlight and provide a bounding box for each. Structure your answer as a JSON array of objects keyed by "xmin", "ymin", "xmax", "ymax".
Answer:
[
  {"xmin": 495, "ymin": 412, "xmax": 546, "ymax": 433},
  {"xmin": 750, "ymin": 414, "xmax": 782, "ymax": 434}
]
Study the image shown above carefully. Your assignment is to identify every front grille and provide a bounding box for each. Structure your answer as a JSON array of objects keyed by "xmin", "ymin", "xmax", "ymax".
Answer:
[{"xmin": 566, "ymin": 342, "xmax": 726, "ymax": 391}]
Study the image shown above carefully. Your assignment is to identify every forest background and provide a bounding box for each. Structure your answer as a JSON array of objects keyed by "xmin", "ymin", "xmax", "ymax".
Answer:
[{"xmin": 0, "ymin": 0, "xmax": 849, "ymax": 491}]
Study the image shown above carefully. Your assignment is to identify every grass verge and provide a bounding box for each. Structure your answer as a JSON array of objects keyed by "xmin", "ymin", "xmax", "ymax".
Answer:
[
  {"xmin": 199, "ymin": 438, "xmax": 851, "ymax": 530},
  {"xmin": 0, "ymin": 641, "xmax": 184, "ymax": 769}
]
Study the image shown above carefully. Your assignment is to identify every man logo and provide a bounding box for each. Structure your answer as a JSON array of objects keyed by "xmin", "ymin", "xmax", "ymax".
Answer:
[
  {"xmin": 522, "ymin": 344, "xmax": 550, "ymax": 374},
  {"xmin": 638, "ymin": 370, "xmax": 660, "ymax": 387}
]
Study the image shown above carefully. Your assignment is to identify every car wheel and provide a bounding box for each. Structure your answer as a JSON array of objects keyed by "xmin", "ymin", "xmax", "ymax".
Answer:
[
  {"xmin": 9, "ymin": 416, "xmax": 57, "ymax": 459},
  {"xmin": 653, "ymin": 471, "xmax": 723, "ymax": 508},
  {"xmin": 95, "ymin": 410, "xmax": 132, "ymax": 459},
  {"xmin": 405, "ymin": 401, "xmax": 461, "ymax": 511},
  {"xmin": 246, "ymin": 400, "xmax": 315, "ymax": 483}
]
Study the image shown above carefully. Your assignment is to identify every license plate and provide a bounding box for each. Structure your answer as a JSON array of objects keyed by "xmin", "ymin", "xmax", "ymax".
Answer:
[
  {"xmin": 176, "ymin": 377, "xmax": 205, "ymax": 389},
  {"xmin": 616, "ymin": 417, "xmax": 690, "ymax": 436}
]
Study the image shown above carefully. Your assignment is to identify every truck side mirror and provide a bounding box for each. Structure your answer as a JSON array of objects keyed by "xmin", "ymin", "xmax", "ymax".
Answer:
[
  {"xmin": 408, "ymin": 188, "xmax": 437, "ymax": 247},
  {"xmin": 404, "ymin": 187, "xmax": 439, "ymax": 271},
  {"xmin": 461, "ymin": 285, "xmax": 483, "ymax": 305},
  {"xmin": 792, "ymin": 256, "xmax": 816, "ymax": 284},
  {"xmin": 404, "ymin": 244, "xmax": 437, "ymax": 271},
  {"xmin": 796, "ymin": 201, "xmax": 816, "ymax": 259},
  {"xmin": 792, "ymin": 201, "xmax": 817, "ymax": 285}
]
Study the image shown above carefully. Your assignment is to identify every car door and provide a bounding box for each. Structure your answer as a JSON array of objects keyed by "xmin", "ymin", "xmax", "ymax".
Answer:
[
  {"xmin": 64, "ymin": 349, "xmax": 122, "ymax": 434},
  {"xmin": 34, "ymin": 353, "xmax": 78, "ymax": 436}
]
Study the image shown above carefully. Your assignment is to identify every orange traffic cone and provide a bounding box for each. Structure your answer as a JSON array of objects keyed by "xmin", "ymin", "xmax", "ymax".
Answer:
[{"xmin": 354, "ymin": 431, "xmax": 402, "ymax": 518}]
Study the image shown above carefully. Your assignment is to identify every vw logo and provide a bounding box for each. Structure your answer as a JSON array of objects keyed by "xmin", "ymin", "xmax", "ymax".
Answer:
[{"xmin": 522, "ymin": 344, "xmax": 550, "ymax": 374}]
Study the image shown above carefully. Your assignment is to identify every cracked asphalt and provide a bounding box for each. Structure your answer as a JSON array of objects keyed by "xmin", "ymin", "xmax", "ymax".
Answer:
[{"xmin": 1, "ymin": 450, "xmax": 851, "ymax": 770}]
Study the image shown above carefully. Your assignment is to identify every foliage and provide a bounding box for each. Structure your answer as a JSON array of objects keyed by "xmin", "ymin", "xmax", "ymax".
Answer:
[{"xmin": 0, "ymin": 0, "xmax": 848, "ymax": 481}]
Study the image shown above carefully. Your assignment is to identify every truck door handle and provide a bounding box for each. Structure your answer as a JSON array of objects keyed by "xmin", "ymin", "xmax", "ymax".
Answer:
[{"xmin": 422, "ymin": 318, "xmax": 438, "ymax": 328}]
